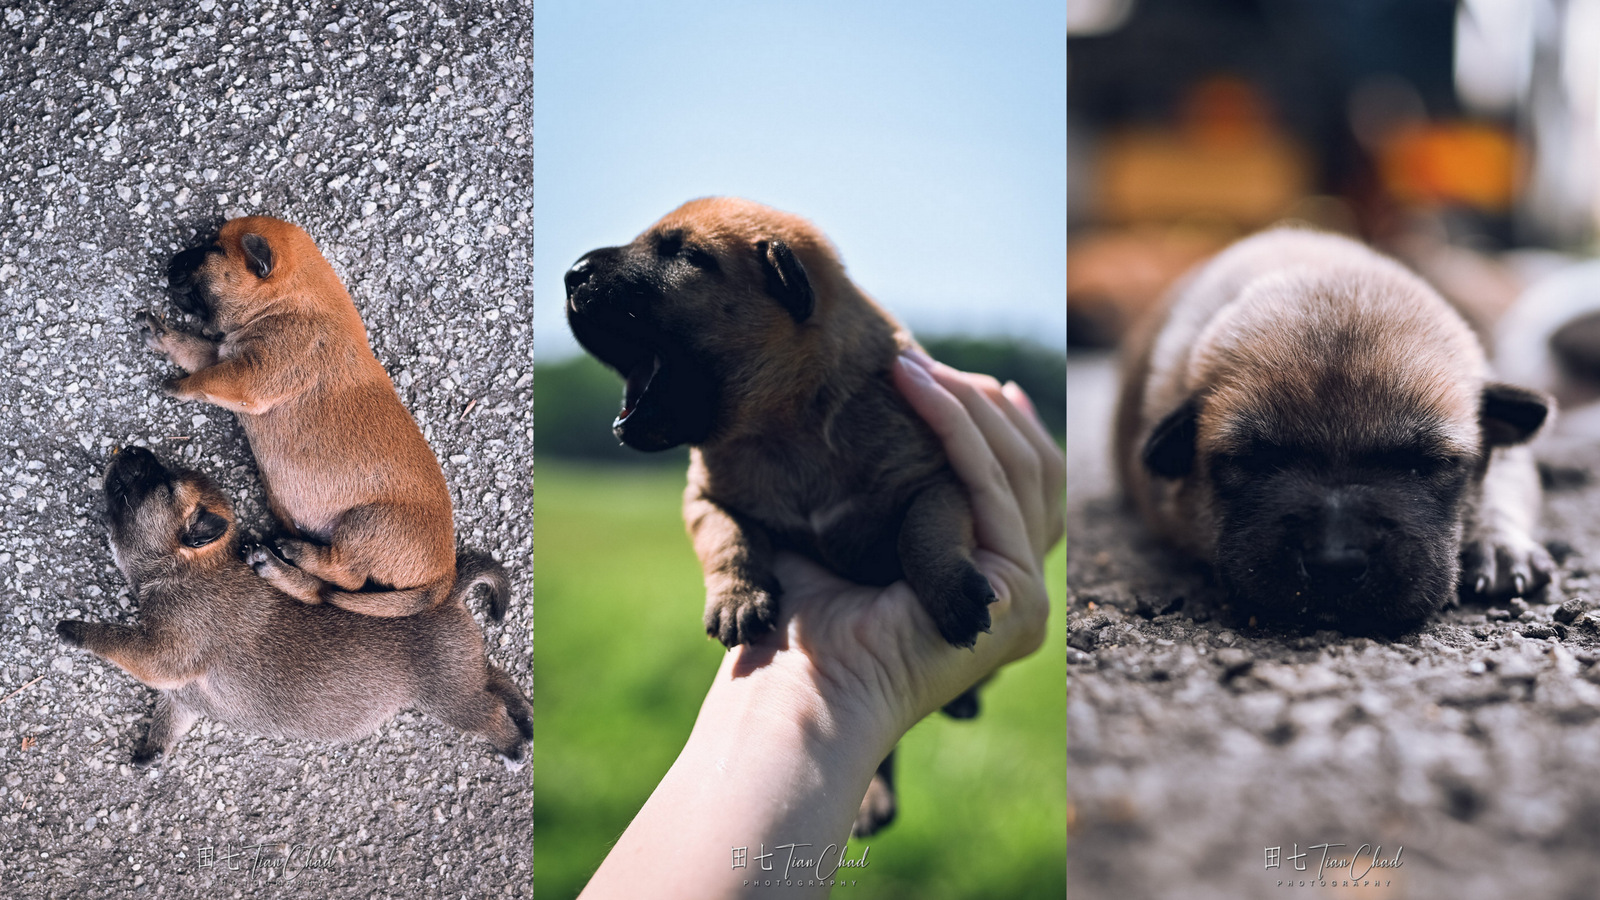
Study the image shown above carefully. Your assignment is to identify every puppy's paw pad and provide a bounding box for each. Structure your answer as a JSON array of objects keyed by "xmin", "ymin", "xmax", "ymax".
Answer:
[
  {"xmin": 55, "ymin": 620, "xmax": 87, "ymax": 646},
  {"xmin": 130, "ymin": 746, "xmax": 164, "ymax": 768},
  {"xmin": 852, "ymin": 775, "xmax": 897, "ymax": 838},
  {"xmin": 704, "ymin": 586, "xmax": 778, "ymax": 648}
]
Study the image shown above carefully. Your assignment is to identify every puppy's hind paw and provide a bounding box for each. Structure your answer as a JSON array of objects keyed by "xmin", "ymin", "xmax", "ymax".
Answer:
[
  {"xmin": 1460, "ymin": 528, "xmax": 1554, "ymax": 602},
  {"xmin": 129, "ymin": 743, "xmax": 164, "ymax": 768},
  {"xmin": 704, "ymin": 585, "xmax": 779, "ymax": 648},
  {"xmin": 923, "ymin": 565, "xmax": 996, "ymax": 649},
  {"xmin": 55, "ymin": 620, "xmax": 87, "ymax": 647},
  {"xmin": 852, "ymin": 772, "xmax": 897, "ymax": 837}
]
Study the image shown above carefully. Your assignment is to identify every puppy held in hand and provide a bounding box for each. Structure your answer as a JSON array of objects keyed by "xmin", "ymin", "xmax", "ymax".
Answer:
[
  {"xmin": 56, "ymin": 447, "xmax": 531, "ymax": 766},
  {"xmin": 140, "ymin": 216, "xmax": 459, "ymax": 618},
  {"xmin": 566, "ymin": 197, "xmax": 995, "ymax": 834},
  {"xmin": 1115, "ymin": 228, "xmax": 1554, "ymax": 630}
]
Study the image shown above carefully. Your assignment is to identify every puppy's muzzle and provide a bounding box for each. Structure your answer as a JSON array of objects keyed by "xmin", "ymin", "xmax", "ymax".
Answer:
[
  {"xmin": 1294, "ymin": 500, "xmax": 1382, "ymax": 598},
  {"xmin": 105, "ymin": 446, "xmax": 168, "ymax": 524},
  {"xmin": 167, "ymin": 243, "xmax": 224, "ymax": 318}
]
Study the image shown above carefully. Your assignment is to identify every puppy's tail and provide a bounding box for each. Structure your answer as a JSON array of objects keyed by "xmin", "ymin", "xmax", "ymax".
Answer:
[{"xmin": 452, "ymin": 548, "xmax": 512, "ymax": 621}]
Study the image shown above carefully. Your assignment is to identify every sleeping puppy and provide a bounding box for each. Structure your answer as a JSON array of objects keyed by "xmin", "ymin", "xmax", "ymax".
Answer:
[
  {"xmin": 55, "ymin": 447, "xmax": 531, "ymax": 766},
  {"xmin": 1115, "ymin": 228, "xmax": 1554, "ymax": 629},
  {"xmin": 140, "ymin": 216, "xmax": 468, "ymax": 618},
  {"xmin": 564, "ymin": 197, "xmax": 995, "ymax": 834}
]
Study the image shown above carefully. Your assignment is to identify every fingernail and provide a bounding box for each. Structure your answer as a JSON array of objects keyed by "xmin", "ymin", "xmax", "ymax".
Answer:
[
  {"xmin": 903, "ymin": 347, "xmax": 936, "ymax": 368},
  {"xmin": 896, "ymin": 355, "xmax": 934, "ymax": 383}
]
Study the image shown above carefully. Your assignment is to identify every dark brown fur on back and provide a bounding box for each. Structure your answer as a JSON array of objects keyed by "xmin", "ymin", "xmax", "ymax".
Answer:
[{"xmin": 56, "ymin": 447, "xmax": 529, "ymax": 765}]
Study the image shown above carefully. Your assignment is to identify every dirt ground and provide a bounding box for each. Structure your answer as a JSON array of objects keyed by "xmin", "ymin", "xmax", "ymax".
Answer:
[
  {"xmin": 1067, "ymin": 351, "xmax": 1600, "ymax": 900},
  {"xmin": 0, "ymin": 3, "xmax": 531, "ymax": 897}
]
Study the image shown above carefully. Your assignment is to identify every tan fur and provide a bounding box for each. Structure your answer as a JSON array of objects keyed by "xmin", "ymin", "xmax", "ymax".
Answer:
[
  {"xmin": 141, "ymin": 217, "xmax": 455, "ymax": 616},
  {"xmin": 57, "ymin": 448, "xmax": 530, "ymax": 765},
  {"xmin": 1115, "ymin": 228, "xmax": 1553, "ymax": 619}
]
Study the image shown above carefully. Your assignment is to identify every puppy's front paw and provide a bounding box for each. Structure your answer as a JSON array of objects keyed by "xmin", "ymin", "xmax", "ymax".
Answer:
[
  {"xmin": 274, "ymin": 538, "xmax": 311, "ymax": 567},
  {"xmin": 1460, "ymin": 527, "xmax": 1554, "ymax": 601},
  {"xmin": 135, "ymin": 312, "xmax": 168, "ymax": 351},
  {"xmin": 160, "ymin": 375, "xmax": 190, "ymax": 399},
  {"xmin": 55, "ymin": 620, "xmax": 87, "ymax": 647},
  {"xmin": 244, "ymin": 544, "xmax": 278, "ymax": 575},
  {"xmin": 703, "ymin": 584, "xmax": 779, "ymax": 647},
  {"xmin": 921, "ymin": 564, "xmax": 996, "ymax": 649}
]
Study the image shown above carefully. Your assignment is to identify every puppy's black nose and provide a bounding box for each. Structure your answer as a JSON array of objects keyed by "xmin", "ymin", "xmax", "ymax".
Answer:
[
  {"xmin": 1303, "ymin": 545, "xmax": 1369, "ymax": 593},
  {"xmin": 564, "ymin": 254, "xmax": 596, "ymax": 296}
]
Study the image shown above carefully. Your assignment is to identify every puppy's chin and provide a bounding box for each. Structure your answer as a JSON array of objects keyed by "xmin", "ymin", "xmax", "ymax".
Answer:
[{"xmin": 1217, "ymin": 536, "xmax": 1457, "ymax": 634}]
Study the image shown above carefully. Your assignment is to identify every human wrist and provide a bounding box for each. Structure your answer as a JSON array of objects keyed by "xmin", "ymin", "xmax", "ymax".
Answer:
[{"xmin": 701, "ymin": 643, "xmax": 905, "ymax": 774}]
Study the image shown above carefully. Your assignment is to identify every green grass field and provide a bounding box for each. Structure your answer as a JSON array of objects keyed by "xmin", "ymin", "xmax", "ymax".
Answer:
[{"xmin": 533, "ymin": 461, "xmax": 1067, "ymax": 899}]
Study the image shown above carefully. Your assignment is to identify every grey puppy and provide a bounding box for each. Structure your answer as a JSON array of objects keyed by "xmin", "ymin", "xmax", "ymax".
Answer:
[{"xmin": 56, "ymin": 446, "xmax": 531, "ymax": 766}]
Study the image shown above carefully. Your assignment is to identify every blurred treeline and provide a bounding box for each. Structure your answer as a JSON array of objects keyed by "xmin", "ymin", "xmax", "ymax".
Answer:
[{"xmin": 535, "ymin": 336, "xmax": 1066, "ymax": 466}]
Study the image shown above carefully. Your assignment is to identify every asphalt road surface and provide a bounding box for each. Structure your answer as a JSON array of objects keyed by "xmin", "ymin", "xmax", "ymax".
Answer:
[
  {"xmin": 0, "ymin": 3, "xmax": 532, "ymax": 897},
  {"xmin": 1067, "ymin": 351, "xmax": 1600, "ymax": 900}
]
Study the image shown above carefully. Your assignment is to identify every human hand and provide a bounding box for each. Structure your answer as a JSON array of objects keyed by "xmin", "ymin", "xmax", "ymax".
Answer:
[{"xmin": 731, "ymin": 350, "xmax": 1065, "ymax": 752}]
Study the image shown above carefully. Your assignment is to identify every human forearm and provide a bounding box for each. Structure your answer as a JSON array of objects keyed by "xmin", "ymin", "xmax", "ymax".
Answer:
[{"xmin": 581, "ymin": 646, "xmax": 893, "ymax": 900}]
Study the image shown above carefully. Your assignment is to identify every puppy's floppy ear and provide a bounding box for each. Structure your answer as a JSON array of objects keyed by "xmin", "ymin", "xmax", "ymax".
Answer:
[
  {"xmin": 240, "ymin": 233, "xmax": 273, "ymax": 279},
  {"xmin": 1142, "ymin": 397, "xmax": 1199, "ymax": 479},
  {"xmin": 181, "ymin": 508, "xmax": 229, "ymax": 548},
  {"xmin": 1481, "ymin": 383, "xmax": 1552, "ymax": 447},
  {"xmin": 759, "ymin": 239, "xmax": 814, "ymax": 322}
]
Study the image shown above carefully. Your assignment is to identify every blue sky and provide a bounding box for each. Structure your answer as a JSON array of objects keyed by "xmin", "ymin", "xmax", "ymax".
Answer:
[{"xmin": 533, "ymin": 0, "xmax": 1067, "ymax": 358}]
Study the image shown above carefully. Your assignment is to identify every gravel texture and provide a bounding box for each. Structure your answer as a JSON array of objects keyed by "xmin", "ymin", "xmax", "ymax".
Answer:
[
  {"xmin": 1067, "ymin": 352, "xmax": 1600, "ymax": 900},
  {"xmin": 0, "ymin": 3, "xmax": 532, "ymax": 897}
]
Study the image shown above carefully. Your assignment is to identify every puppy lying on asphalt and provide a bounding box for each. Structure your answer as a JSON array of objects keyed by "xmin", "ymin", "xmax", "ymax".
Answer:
[
  {"xmin": 56, "ymin": 447, "xmax": 531, "ymax": 766},
  {"xmin": 1116, "ymin": 228, "xmax": 1554, "ymax": 630},
  {"xmin": 565, "ymin": 197, "xmax": 994, "ymax": 834},
  {"xmin": 140, "ymin": 216, "xmax": 472, "ymax": 618}
]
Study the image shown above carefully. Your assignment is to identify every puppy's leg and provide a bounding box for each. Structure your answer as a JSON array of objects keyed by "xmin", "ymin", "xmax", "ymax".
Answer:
[
  {"xmin": 1460, "ymin": 445, "xmax": 1554, "ymax": 601},
  {"xmin": 852, "ymin": 752, "xmax": 897, "ymax": 837},
  {"xmin": 137, "ymin": 312, "xmax": 219, "ymax": 373},
  {"xmin": 132, "ymin": 692, "xmax": 199, "ymax": 766},
  {"xmin": 271, "ymin": 504, "xmax": 454, "ymax": 616},
  {"xmin": 899, "ymin": 481, "xmax": 995, "ymax": 648},
  {"xmin": 163, "ymin": 347, "xmax": 295, "ymax": 415},
  {"xmin": 686, "ymin": 493, "xmax": 780, "ymax": 647},
  {"xmin": 55, "ymin": 621, "xmax": 198, "ymax": 691},
  {"xmin": 245, "ymin": 544, "xmax": 330, "ymax": 605}
]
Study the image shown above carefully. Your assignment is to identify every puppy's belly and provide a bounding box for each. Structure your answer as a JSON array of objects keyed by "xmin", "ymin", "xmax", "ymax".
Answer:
[
  {"xmin": 175, "ymin": 673, "xmax": 404, "ymax": 742},
  {"xmin": 772, "ymin": 509, "xmax": 905, "ymax": 587}
]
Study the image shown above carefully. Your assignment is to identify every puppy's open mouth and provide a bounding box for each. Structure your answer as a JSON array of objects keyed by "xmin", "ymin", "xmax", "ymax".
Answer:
[{"xmin": 618, "ymin": 354, "xmax": 662, "ymax": 429}]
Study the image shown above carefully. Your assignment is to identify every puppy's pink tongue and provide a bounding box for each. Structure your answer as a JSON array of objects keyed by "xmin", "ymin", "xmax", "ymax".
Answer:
[{"xmin": 620, "ymin": 355, "xmax": 660, "ymax": 422}]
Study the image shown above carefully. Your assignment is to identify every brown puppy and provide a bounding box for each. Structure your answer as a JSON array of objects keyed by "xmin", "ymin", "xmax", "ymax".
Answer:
[
  {"xmin": 1116, "ymin": 228, "xmax": 1553, "ymax": 629},
  {"xmin": 55, "ymin": 447, "xmax": 531, "ymax": 766},
  {"xmin": 139, "ymin": 216, "xmax": 466, "ymax": 618},
  {"xmin": 565, "ymin": 197, "xmax": 995, "ymax": 834}
]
